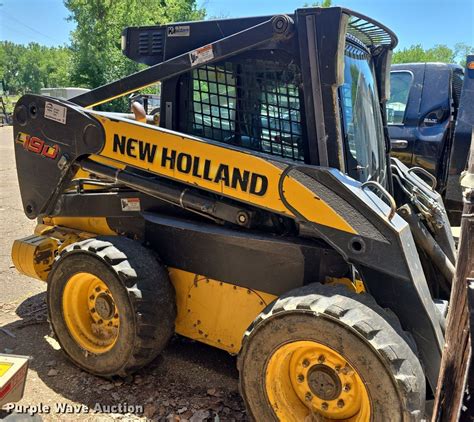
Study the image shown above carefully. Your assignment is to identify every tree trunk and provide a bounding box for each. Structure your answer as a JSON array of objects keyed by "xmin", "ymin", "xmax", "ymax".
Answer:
[{"xmin": 432, "ymin": 132, "xmax": 474, "ymax": 421}]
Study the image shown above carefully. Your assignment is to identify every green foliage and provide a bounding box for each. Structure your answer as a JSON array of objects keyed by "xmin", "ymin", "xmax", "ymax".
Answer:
[
  {"xmin": 1, "ymin": 0, "xmax": 471, "ymax": 110},
  {"xmin": 454, "ymin": 42, "xmax": 474, "ymax": 67},
  {"xmin": 303, "ymin": 0, "xmax": 332, "ymax": 7},
  {"xmin": 0, "ymin": 41, "xmax": 71, "ymax": 95},
  {"xmin": 64, "ymin": 0, "xmax": 206, "ymax": 110},
  {"xmin": 392, "ymin": 43, "xmax": 473, "ymax": 65}
]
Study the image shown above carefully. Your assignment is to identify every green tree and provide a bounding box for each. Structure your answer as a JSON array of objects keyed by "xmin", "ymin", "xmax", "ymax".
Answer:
[
  {"xmin": 392, "ymin": 44, "xmax": 458, "ymax": 65},
  {"xmin": 454, "ymin": 42, "xmax": 474, "ymax": 67},
  {"xmin": 303, "ymin": 0, "xmax": 332, "ymax": 7},
  {"xmin": 64, "ymin": 0, "xmax": 206, "ymax": 109},
  {"xmin": 0, "ymin": 42, "xmax": 24, "ymax": 94},
  {"xmin": 0, "ymin": 41, "xmax": 72, "ymax": 94}
]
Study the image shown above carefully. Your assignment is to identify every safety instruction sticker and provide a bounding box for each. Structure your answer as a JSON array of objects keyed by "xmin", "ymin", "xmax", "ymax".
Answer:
[
  {"xmin": 167, "ymin": 25, "xmax": 190, "ymax": 37},
  {"xmin": 44, "ymin": 101, "xmax": 67, "ymax": 125},
  {"xmin": 121, "ymin": 198, "xmax": 141, "ymax": 212},
  {"xmin": 189, "ymin": 44, "xmax": 214, "ymax": 67}
]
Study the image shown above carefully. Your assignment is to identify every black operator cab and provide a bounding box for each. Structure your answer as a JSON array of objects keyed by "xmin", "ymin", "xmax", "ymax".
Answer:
[{"xmin": 121, "ymin": 7, "xmax": 397, "ymax": 189}]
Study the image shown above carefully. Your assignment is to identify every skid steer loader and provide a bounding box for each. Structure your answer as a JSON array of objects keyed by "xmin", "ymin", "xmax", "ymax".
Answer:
[{"xmin": 10, "ymin": 7, "xmax": 456, "ymax": 421}]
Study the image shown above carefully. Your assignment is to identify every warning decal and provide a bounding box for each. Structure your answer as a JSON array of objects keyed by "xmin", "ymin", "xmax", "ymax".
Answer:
[
  {"xmin": 189, "ymin": 44, "xmax": 214, "ymax": 67},
  {"xmin": 121, "ymin": 198, "xmax": 141, "ymax": 212}
]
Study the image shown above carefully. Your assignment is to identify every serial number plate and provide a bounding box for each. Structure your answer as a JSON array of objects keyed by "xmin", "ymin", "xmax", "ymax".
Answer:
[{"xmin": 44, "ymin": 101, "xmax": 67, "ymax": 124}]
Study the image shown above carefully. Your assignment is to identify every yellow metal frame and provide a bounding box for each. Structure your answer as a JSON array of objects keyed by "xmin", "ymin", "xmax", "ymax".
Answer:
[
  {"xmin": 169, "ymin": 268, "xmax": 277, "ymax": 354},
  {"xmin": 41, "ymin": 217, "xmax": 116, "ymax": 236},
  {"xmin": 90, "ymin": 113, "xmax": 357, "ymax": 235}
]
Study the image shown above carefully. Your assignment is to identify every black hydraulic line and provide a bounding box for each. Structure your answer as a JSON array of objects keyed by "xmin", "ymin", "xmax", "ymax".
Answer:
[
  {"xmin": 398, "ymin": 204, "xmax": 454, "ymax": 292},
  {"xmin": 70, "ymin": 15, "xmax": 294, "ymax": 108},
  {"xmin": 80, "ymin": 159, "xmax": 255, "ymax": 228}
]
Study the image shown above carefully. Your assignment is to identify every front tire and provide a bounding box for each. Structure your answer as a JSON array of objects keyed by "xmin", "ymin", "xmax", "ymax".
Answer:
[
  {"xmin": 47, "ymin": 236, "xmax": 176, "ymax": 377},
  {"xmin": 238, "ymin": 284, "xmax": 425, "ymax": 421}
]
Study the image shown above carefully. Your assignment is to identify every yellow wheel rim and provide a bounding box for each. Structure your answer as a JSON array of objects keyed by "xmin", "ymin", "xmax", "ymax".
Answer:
[
  {"xmin": 265, "ymin": 341, "xmax": 371, "ymax": 421},
  {"xmin": 62, "ymin": 272, "xmax": 120, "ymax": 354}
]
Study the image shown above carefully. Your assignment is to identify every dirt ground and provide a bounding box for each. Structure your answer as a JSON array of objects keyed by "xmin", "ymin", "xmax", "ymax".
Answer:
[{"xmin": 0, "ymin": 126, "xmax": 247, "ymax": 422}]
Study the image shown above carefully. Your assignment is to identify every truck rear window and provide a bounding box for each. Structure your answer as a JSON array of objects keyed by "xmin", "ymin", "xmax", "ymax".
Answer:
[{"xmin": 387, "ymin": 71, "xmax": 413, "ymax": 125}]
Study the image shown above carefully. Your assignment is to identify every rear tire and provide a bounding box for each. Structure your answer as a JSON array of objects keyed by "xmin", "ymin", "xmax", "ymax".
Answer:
[
  {"xmin": 238, "ymin": 284, "xmax": 425, "ymax": 421},
  {"xmin": 47, "ymin": 236, "xmax": 176, "ymax": 377}
]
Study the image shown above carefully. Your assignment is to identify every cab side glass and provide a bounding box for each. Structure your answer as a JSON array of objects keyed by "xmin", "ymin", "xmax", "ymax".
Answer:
[
  {"xmin": 339, "ymin": 45, "xmax": 386, "ymax": 185},
  {"xmin": 387, "ymin": 72, "xmax": 413, "ymax": 125}
]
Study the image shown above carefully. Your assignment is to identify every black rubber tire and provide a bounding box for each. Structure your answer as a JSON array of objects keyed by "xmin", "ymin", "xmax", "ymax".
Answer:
[
  {"xmin": 238, "ymin": 283, "xmax": 426, "ymax": 421},
  {"xmin": 47, "ymin": 236, "xmax": 176, "ymax": 377}
]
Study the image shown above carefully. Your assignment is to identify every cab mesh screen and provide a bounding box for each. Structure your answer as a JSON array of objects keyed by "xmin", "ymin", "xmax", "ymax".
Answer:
[{"xmin": 187, "ymin": 59, "xmax": 305, "ymax": 161}]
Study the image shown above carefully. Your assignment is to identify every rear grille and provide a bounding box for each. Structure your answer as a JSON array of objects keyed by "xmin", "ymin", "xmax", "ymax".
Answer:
[
  {"xmin": 138, "ymin": 31, "xmax": 163, "ymax": 56},
  {"xmin": 151, "ymin": 32, "xmax": 163, "ymax": 54}
]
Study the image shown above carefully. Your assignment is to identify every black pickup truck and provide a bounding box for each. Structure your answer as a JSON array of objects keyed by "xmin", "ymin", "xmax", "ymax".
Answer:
[{"xmin": 387, "ymin": 62, "xmax": 468, "ymax": 223}]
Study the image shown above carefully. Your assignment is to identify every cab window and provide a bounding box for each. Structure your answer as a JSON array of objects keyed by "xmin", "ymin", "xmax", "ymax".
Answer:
[
  {"xmin": 339, "ymin": 43, "xmax": 386, "ymax": 185},
  {"xmin": 185, "ymin": 58, "xmax": 306, "ymax": 162}
]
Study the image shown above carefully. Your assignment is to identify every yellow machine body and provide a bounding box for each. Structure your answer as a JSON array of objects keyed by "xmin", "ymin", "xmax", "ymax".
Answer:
[
  {"xmin": 8, "ymin": 9, "xmax": 453, "ymax": 417},
  {"xmin": 94, "ymin": 114, "xmax": 357, "ymax": 235},
  {"xmin": 11, "ymin": 218, "xmax": 276, "ymax": 354},
  {"xmin": 10, "ymin": 114, "xmax": 366, "ymax": 356},
  {"xmin": 170, "ymin": 268, "xmax": 277, "ymax": 354},
  {"xmin": 11, "ymin": 235, "xmax": 58, "ymax": 281},
  {"xmin": 12, "ymin": 217, "xmax": 362, "ymax": 354}
]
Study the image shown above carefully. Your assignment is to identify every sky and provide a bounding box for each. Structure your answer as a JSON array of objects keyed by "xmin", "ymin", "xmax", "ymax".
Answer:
[{"xmin": 0, "ymin": 0, "xmax": 473, "ymax": 51}]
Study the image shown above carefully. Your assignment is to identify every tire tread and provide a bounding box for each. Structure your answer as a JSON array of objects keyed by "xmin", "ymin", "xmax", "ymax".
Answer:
[
  {"xmin": 53, "ymin": 236, "xmax": 176, "ymax": 376},
  {"xmin": 238, "ymin": 283, "xmax": 425, "ymax": 420}
]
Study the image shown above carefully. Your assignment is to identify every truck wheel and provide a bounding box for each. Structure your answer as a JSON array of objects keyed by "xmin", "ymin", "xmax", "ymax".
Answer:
[
  {"xmin": 47, "ymin": 236, "xmax": 176, "ymax": 377},
  {"xmin": 238, "ymin": 284, "xmax": 425, "ymax": 421}
]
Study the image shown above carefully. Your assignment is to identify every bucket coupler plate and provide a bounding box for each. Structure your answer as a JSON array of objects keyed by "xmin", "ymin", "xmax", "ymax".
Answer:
[{"xmin": 13, "ymin": 94, "xmax": 105, "ymax": 219}]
